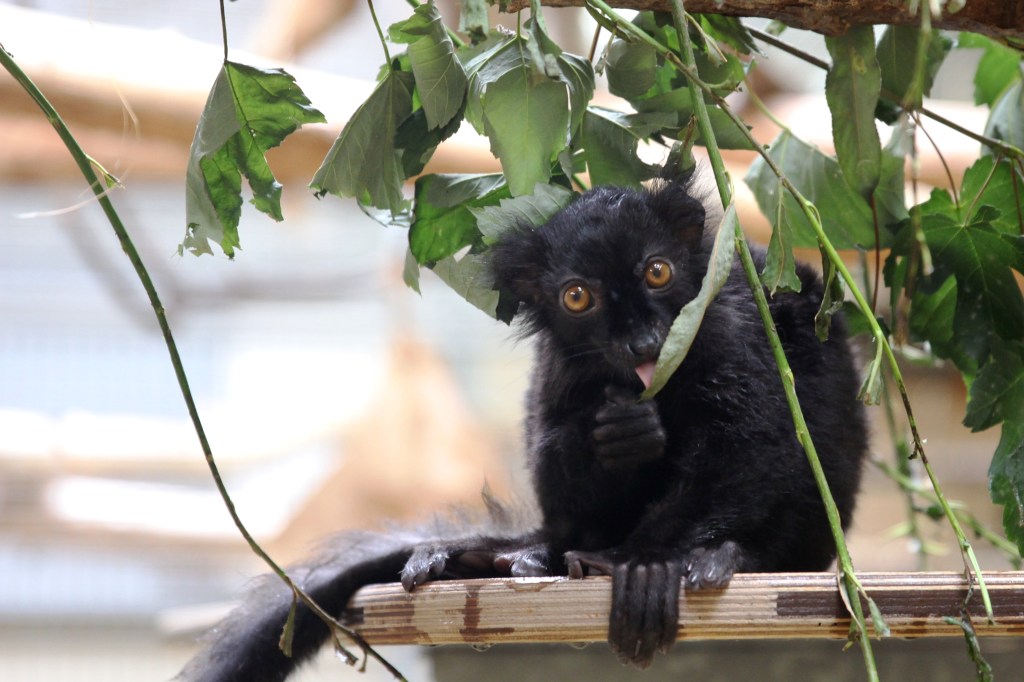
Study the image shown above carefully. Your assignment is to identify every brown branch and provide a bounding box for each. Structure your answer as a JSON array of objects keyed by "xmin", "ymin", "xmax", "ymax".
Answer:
[
  {"xmin": 502, "ymin": 0, "xmax": 1024, "ymax": 40},
  {"xmin": 347, "ymin": 572, "xmax": 1024, "ymax": 645}
]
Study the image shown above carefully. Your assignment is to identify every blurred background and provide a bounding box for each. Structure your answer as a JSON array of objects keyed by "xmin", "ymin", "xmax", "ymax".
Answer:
[{"xmin": 0, "ymin": 1, "xmax": 1017, "ymax": 680}]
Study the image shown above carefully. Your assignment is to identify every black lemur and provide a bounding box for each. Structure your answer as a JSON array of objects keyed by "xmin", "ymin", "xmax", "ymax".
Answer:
[{"xmin": 180, "ymin": 174, "xmax": 867, "ymax": 680}]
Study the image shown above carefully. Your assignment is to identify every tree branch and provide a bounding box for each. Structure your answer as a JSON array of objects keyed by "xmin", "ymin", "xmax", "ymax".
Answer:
[{"xmin": 502, "ymin": 0, "xmax": 1024, "ymax": 40}]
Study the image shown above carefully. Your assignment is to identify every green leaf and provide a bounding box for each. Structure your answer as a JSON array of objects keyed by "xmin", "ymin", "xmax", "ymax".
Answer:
[
  {"xmin": 964, "ymin": 341, "xmax": 1024, "ymax": 432},
  {"xmin": 458, "ymin": 0, "xmax": 489, "ymax": 43},
  {"xmin": 527, "ymin": 10, "xmax": 595, "ymax": 136},
  {"xmin": 958, "ymin": 32, "xmax": 1022, "ymax": 107},
  {"xmin": 758, "ymin": 170, "xmax": 802, "ymax": 295},
  {"xmin": 922, "ymin": 208, "xmax": 1024, "ymax": 360},
  {"xmin": 877, "ymin": 26, "xmax": 952, "ymax": 109},
  {"xmin": 389, "ymin": 0, "xmax": 468, "ymax": 130},
  {"xmin": 825, "ymin": 27, "xmax": 882, "ymax": 200},
  {"xmin": 865, "ymin": 594, "xmax": 891, "ymax": 638},
  {"xmin": 815, "ymin": 244, "xmax": 846, "ymax": 342},
  {"xmin": 480, "ymin": 62, "xmax": 569, "ymax": 196},
  {"xmin": 394, "ymin": 101, "xmax": 465, "ymax": 178},
  {"xmin": 463, "ymin": 35, "xmax": 527, "ymax": 134},
  {"xmin": 840, "ymin": 301, "xmax": 874, "ymax": 338},
  {"xmin": 632, "ymin": 87, "xmax": 755, "ymax": 150},
  {"xmin": 908, "ymin": 275, "xmax": 974, "ymax": 371},
  {"xmin": 695, "ymin": 14, "xmax": 761, "ymax": 56},
  {"xmin": 985, "ymin": 79, "xmax": 1024, "ymax": 150},
  {"xmin": 461, "ymin": 33, "xmax": 576, "ymax": 195},
  {"xmin": 959, "ymin": 155, "xmax": 1024, "ymax": 236},
  {"xmin": 311, "ymin": 69, "xmax": 414, "ymax": 213},
  {"xmin": 409, "ymin": 173, "xmax": 508, "ymax": 264},
  {"xmin": 642, "ymin": 203, "xmax": 737, "ymax": 399},
  {"xmin": 430, "ymin": 250, "xmax": 501, "ymax": 318},
  {"xmin": 472, "ymin": 183, "xmax": 574, "ymax": 244},
  {"xmin": 552, "ymin": 52, "xmax": 596, "ymax": 137},
  {"xmin": 988, "ymin": 420, "xmax": 1024, "ymax": 555},
  {"xmin": 182, "ymin": 62, "xmax": 325, "ymax": 257},
  {"xmin": 873, "ymin": 121, "xmax": 911, "ymax": 230},
  {"xmin": 744, "ymin": 131, "xmax": 878, "ymax": 249},
  {"xmin": 582, "ymin": 108, "xmax": 674, "ymax": 187},
  {"xmin": 858, "ymin": 340, "xmax": 884, "ymax": 405},
  {"xmin": 403, "ymin": 246, "xmax": 422, "ymax": 293},
  {"xmin": 604, "ymin": 39, "xmax": 657, "ymax": 99}
]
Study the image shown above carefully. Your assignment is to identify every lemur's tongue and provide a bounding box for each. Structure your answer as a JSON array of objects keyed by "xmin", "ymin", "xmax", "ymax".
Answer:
[{"xmin": 635, "ymin": 361, "xmax": 657, "ymax": 391}]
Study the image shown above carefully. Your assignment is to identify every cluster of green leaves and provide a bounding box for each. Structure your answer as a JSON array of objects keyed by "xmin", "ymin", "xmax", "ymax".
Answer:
[
  {"xmin": 888, "ymin": 36, "xmax": 1024, "ymax": 557},
  {"xmin": 180, "ymin": 2, "xmax": 1024, "ymax": 557},
  {"xmin": 744, "ymin": 25, "xmax": 1024, "ymax": 554}
]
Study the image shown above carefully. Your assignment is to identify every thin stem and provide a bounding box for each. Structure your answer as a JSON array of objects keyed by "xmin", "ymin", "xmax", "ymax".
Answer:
[
  {"xmin": 368, "ymin": 0, "xmax": 393, "ymax": 65},
  {"xmin": 869, "ymin": 195, "xmax": 880, "ymax": 314},
  {"xmin": 743, "ymin": 69, "xmax": 791, "ymax": 132},
  {"xmin": 0, "ymin": 45, "xmax": 407, "ymax": 682},
  {"xmin": 912, "ymin": 111, "xmax": 959, "ymax": 207},
  {"xmin": 219, "ymin": 0, "xmax": 229, "ymax": 62},
  {"xmin": 588, "ymin": 23, "xmax": 602, "ymax": 62},
  {"xmin": 880, "ymin": 373, "xmax": 930, "ymax": 571}
]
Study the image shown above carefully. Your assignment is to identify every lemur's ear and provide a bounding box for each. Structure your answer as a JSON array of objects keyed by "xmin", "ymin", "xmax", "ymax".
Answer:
[
  {"xmin": 647, "ymin": 170, "xmax": 706, "ymax": 251},
  {"xmin": 489, "ymin": 224, "xmax": 549, "ymax": 308}
]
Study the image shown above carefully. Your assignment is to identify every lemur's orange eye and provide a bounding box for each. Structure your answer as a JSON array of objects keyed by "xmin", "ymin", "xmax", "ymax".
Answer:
[
  {"xmin": 561, "ymin": 283, "xmax": 593, "ymax": 313},
  {"xmin": 645, "ymin": 259, "xmax": 673, "ymax": 289}
]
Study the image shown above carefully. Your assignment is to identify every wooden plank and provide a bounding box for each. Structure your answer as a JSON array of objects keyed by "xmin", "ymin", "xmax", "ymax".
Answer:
[{"xmin": 346, "ymin": 572, "xmax": 1024, "ymax": 645}]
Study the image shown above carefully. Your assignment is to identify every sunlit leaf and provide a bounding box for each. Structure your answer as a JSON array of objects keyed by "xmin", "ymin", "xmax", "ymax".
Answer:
[
  {"xmin": 183, "ymin": 62, "xmax": 325, "ymax": 257},
  {"xmin": 825, "ymin": 27, "xmax": 881, "ymax": 200},
  {"xmin": 643, "ymin": 203, "xmax": 737, "ymax": 399},
  {"xmin": 310, "ymin": 69, "xmax": 414, "ymax": 214}
]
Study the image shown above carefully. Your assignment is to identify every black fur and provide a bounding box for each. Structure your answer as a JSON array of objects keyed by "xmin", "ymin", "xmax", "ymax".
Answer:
[{"xmin": 181, "ymin": 177, "xmax": 867, "ymax": 679}]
